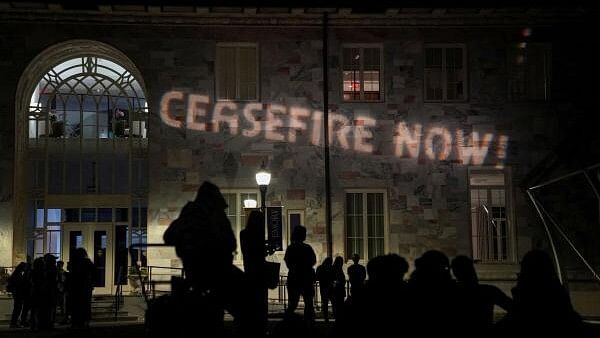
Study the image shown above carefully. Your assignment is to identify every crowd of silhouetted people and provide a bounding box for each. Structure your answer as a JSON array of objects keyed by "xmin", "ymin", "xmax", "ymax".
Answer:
[
  {"xmin": 8, "ymin": 181, "xmax": 589, "ymax": 337},
  {"xmin": 7, "ymin": 247, "xmax": 96, "ymax": 330},
  {"xmin": 151, "ymin": 181, "xmax": 590, "ymax": 338}
]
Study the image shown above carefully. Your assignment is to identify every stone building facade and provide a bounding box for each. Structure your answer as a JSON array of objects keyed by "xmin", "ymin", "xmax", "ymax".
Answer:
[{"xmin": 0, "ymin": 3, "xmax": 598, "ymax": 314}]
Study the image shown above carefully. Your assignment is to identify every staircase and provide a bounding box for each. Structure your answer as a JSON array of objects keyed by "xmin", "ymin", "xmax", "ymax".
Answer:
[
  {"xmin": 0, "ymin": 295, "xmax": 139, "ymax": 326},
  {"xmin": 91, "ymin": 295, "xmax": 138, "ymax": 323}
]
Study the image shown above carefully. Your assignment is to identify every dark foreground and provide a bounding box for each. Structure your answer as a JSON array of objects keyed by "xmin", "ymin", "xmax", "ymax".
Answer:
[
  {"xmin": 0, "ymin": 320, "xmax": 333, "ymax": 338},
  {"xmin": 1, "ymin": 320, "xmax": 600, "ymax": 338}
]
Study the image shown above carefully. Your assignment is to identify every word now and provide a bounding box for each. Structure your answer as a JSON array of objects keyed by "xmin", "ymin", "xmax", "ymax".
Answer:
[{"xmin": 160, "ymin": 92, "xmax": 508, "ymax": 165}]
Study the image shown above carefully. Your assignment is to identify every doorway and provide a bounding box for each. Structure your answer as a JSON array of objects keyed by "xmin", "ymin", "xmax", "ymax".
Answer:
[{"xmin": 62, "ymin": 224, "xmax": 114, "ymax": 294}]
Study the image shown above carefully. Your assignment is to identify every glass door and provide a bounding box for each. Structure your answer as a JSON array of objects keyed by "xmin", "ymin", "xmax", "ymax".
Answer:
[{"xmin": 61, "ymin": 224, "xmax": 114, "ymax": 294}]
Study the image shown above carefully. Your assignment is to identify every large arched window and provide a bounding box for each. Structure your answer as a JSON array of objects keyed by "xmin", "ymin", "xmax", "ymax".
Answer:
[
  {"xmin": 28, "ymin": 56, "xmax": 147, "ymax": 142},
  {"xmin": 15, "ymin": 41, "xmax": 149, "ymax": 293}
]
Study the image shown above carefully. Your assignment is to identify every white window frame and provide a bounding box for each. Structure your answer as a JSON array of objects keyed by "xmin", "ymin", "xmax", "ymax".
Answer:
[
  {"xmin": 341, "ymin": 43, "xmax": 385, "ymax": 102},
  {"xmin": 344, "ymin": 189, "xmax": 389, "ymax": 260},
  {"xmin": 424, "ymin": 43, "xmax": 468, "ymax": 102},
  {"xmin": 468, "ymin": 166, "xmax": 517, "ymax": 263},
  {"xmin": 221, "ymin": 189, "xmax": 261, "ymax": 261},
  {"xmin": 215, "ymin": 43, "xmax": 259, "ymax": 102}
]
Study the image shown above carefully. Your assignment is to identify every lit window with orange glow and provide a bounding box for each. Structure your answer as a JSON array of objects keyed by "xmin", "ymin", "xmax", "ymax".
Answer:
[{"xmin": 342, "ymin": 46, "xmax": 382, "ymax": 102}]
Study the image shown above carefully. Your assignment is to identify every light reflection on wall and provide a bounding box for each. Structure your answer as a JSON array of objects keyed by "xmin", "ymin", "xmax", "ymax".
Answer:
[{"xmin": 160, "ymin": 91, "xmax": 509, "ymax": 166}]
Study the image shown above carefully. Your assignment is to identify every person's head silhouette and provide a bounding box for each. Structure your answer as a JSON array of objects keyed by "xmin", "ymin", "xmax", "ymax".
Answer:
[
  {"xmin": 245, "ymin": 210, "xmax": 264, "ymax": 232},
  {"xmin": 385, "ymin": 254, "xmax": 409, "ymax": 282},
  {"xmin": 333, "ymin": 256, "xmax": 344, "ymax": 269},
  {"xmin": 290, "ymin": 225, "xmax": 307, "ymax": 243},
  {"xmin": 414, "ymin": 250, "xmax": 451, "ymax": 283},
  {"xmin": 321, "ymin": 256, "xmax": 333, "ymax": 267},
  {"xmin": 518, "ymin": 249, "xmax": 559, "ymax": 286},
  {"xmin": 351, "ymin": 253, "xmax": 360, "ymax": 264},
  {"xmin": 451, "ymin": 255, "xmax": 478, "ymax": 285}
]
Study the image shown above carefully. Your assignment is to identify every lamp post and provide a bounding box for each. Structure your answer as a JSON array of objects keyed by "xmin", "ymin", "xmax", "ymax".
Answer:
[
  {"xmin": 254, "ymin": 162, "xmax": 271, "ymax": 333},
  {"xmin": 255, "ymin": 161, "xmax": 271, "ymax": 256}
]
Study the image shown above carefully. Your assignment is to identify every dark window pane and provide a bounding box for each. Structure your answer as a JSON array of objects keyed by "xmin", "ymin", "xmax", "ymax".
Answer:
[
  {"xmin": 114, "ymin": 156, "xmax": 129, "ymax": 193},
  {"xmin": 65, "ymin": 160, "xmax": 81, "ymax": 194},
  {"xmin": 64, "ymin": 208, "xmax": 79, "ymax": 222},
  {"xmin": 115, "ymin": 208, "xmax": 128, "ymax": 222},
  {"xmin": 82, "ymin": 160, "xmax": 97, "ymax": 193},
  {"xmin": 132, "ymin": 207, "xmax": 139, "ymax": 227},
  {"xmin": 114, "ymin": 225, "xmax": 128, "ymax": 285},
  {"xmin": 48, "ymin": 160, "xmax": 63, "ymax": 194},
  {"xmin": 141, "ymin": 207, "xmax": 148, "ymax": 227},
  {"xmin": 93, "ymin": 230, "xmax": 107, "ymax": 287},
  {"xmin": 98, "ymin": 158, "xmax": 113, "ymax": 194},
  {"xmin": 98, "ymin": 208, "xmax": 113, "ymax": 222},
  {"xmin": 81, "ymin": 208, "xmax": 96, "ymax": 222}
]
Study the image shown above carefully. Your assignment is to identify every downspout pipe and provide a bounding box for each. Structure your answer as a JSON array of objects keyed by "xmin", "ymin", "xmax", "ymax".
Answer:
[{"xmin": 323, "ymin": 12, "xmax": 333, "ymax": 258}]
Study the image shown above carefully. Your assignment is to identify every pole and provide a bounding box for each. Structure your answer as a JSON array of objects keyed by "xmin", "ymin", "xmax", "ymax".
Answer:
[
  {"xmin": 527, "ymin": 190, "xmax": 564, "ymax": 284},
  {"xmin": 260, "ymin": 185, "xmax": 268, "ymax": 243},
  {"xmin": 323, "ymin": 12, "xmax": 332, "ymax": 258}
]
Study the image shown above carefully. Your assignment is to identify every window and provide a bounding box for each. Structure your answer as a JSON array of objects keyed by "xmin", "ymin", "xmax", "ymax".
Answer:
[
  {"xmin": 222, "ymin": 190, "xmax": 260, "ymax": 258},
  {"xmin": 469, "ymin": 169, "xmax": 514, "ymax": 262},
  {"xmin": 342, "ymin": 46, "xmax": 383, "ymax": 101},
  {"xmin": 216, "ymin": 44, "xmax": 258, "ymax": 101},
  {"xmin": 424, "ymin": 45, "xmax": 467, "ymax": 102},
  {"xmin": 508, "ymin": 43, "xmax": 552, "ymax": 101},
  {"xmin": 345, "ymin": 190, "xmax": 387, "ymax": 260},
  {"xmin": 286, "ymin": 210, "xmax": 305, "ymax": 248},
  {"xmin": 28, "ymin": 57, "xmax": 147, "ymax": 141}
]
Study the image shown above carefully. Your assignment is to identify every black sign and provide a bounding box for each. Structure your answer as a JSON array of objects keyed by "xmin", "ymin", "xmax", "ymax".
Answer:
[{"xmin": 267, "ymin": 206, "xmax": 283, "ymax": 252}]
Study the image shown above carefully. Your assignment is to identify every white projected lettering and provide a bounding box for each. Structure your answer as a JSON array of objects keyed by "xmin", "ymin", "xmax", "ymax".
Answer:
[{"xmin": 160, "ymin": 91, "xmax": 509, "ymax": 165}]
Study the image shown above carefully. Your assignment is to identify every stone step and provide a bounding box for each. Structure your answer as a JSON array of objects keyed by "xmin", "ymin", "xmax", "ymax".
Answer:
[
  {"xmin": 92, "ymin": 311, "xmax": 129, "ymax": 317},
  {"xmin": 90, "ymin": 315, "xmax": 139, "ymax": 323},
  {"xmin": 4, "ymin": 310, "xmax": 129, "ymax": 319}
]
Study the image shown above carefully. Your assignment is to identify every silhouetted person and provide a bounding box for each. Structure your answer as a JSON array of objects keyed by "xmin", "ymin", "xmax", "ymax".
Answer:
[
  {"xmin": 240, "ymin": 210, "xmax": 268, "ymax": 337},
  {"xmin": 30, "ymin": 257, "xmax": 45, "ymax": 330},
  {"xmin": 19, "ymin": 261, "xmax": 32, "ymax": 327},
  {"xmin": 331, "ymin": 256, "xmax": 346, "ymax": 323},
  {"xmin": 315, "ymin": 257, "xmax": 333, "ymax": 322},
  {"xmin": 346, "ymin": 254, "xmax": 408, "ymax": 337},
  {"xmin": 407, "ymin": 250, "xmax": 459, "ymax": 336},
  {"xmin": 284, "ymin": 225, "xmax": 316, "ymax": 323},
  {"xmin": 161, "ymin": 181, "xmax": 253, "ymax": 338},
  {"xmin": 42, "ymin": 254, "xmax": 58, "ymax": 328},
  {"xmin": 346, "ymin": 253, "xmax": 366, "ymax": 299},
  {"xmin": 8, "ymin": 262, "xmax": 29, "ymax": 328},
  {"xmin": 451, "ymin": 255, "xmax": 512, "ymax": 334},
  {"xmin": 56, "ymin": 261, "xmax": 66, "ymax": 319},
  {"xmin": 60, "ymin": 262, "xmax": 71, "ymax": 325},
  {"xmin": 495, "ymin": 250, "xmax": 584, "ymax": 337},
  {"xmin": 69, "ymin": 248, "xmax": 95, "ymax": 328}
]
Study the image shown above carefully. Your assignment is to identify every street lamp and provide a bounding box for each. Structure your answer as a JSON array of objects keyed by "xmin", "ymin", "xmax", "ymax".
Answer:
[{"xmin": 255, "ymin": 162, "xmax": 271, "ymax": 213}]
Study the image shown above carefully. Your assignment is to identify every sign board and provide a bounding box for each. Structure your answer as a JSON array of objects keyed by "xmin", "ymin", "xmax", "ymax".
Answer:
[{"xmin": 267, "ymin": 206, "xmax": 283, "ymax": 252}]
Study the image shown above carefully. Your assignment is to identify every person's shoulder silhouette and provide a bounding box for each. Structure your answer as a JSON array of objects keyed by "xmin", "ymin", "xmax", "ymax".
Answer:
[{"xmin": 497, "ymin": 250, "xmax": 584, "ymax": 337}]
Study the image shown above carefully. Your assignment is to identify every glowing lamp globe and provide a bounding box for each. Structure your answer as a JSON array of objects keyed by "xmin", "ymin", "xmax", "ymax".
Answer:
[{"xmin": 255, "ymin": 170, "xmax": 271, "ymax": 186}]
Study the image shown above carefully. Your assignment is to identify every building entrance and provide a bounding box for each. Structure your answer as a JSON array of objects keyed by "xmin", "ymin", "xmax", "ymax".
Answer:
[{"xmin": 62, "ymin": 224, "xmax": 114, "ymax": 294}]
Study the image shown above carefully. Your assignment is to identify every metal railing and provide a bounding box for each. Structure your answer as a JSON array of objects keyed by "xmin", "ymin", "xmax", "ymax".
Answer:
[
  {"xmin": 127, "ymin": 243, "xmax": 356, "ymax": 310},
  {"xmin": 271, "ymin": 275, "xmax": 352, "ymax": 310},
  {"xmin": 145, "ymin": 265, "xmax": 184, "ymax": 299},
  {"xmin": 113, "ymin": 266, "xmax": 125, "ymax": 319}
]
